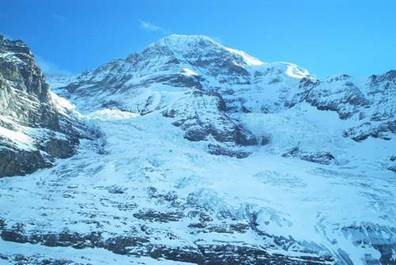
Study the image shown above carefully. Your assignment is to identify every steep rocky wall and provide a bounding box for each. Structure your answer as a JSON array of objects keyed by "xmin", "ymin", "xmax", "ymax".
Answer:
[{"xmin": 0, "ymin": 35, "xmax": 80, "ymax": 177}]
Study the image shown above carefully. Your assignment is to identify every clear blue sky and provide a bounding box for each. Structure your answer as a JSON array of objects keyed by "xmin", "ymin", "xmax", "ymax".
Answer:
[{"xmin": 1, "ymin": 0, "xmax": 395, "ymax": 78}]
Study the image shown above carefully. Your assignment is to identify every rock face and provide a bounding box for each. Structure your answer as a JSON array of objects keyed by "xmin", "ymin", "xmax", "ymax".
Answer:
[
  {"xmin": 0, "ymin": 36, "xmax": 58, "ymax": 128},
  {"xmin": 295, "ymin": 75, "xmax": 369, "ymax": 119},
  {"xmin": 163, "ymin": 90, "xmax": 257, "ymax": 146},
  {"xmin": 0, "ymin": 35, "xmax": 80, "ymax": 177},
  {"xmin": 344, "ymin": 70, "xmax": 396, "ymax": 141},
  {"xmin": 293, "ymin": 72, "xmax": 396, "ymax": 143}
]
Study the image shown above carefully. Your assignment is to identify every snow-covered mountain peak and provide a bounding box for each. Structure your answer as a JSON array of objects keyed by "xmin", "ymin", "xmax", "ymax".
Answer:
[
  {"xmin": 152, "ymin": 34, "xmax": 221, "ymax": 49},
  {"xmin": 144, "ymin": 34, "xmax": 264, "ymax": 68},
  {"xmin": 144, "ymin": 34, "xmax": 223, "ymax": 58}
]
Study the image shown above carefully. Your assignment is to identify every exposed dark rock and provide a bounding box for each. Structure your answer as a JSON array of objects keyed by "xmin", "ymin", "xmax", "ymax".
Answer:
[
  {"xmin": 196, "ymin": 243, "xmax": 334, "ymax": 265},
  {"xmin": 106, "ymin": 185, "xmax": 127, "ymax": 194},
  {"xmin": 147, "ymin": 245, "xmax": 204, "ymax": 264},
  {"xmin": 147, "ymin": 187, "xmax": 179, "ymax": 204},
  {"xmin": 296, "ymin": 76, "xmax": 369, "ymax": 119},
  {"xmin": 300, "ymin": 152, "xmax": 335, "ymax": 165},
  {"xmin": 40, "ymin": 137, "xmax": 79, "ymax": 159},
  {"xmin": 2, "ymin": 255, "xmax": 76, "ymax": 265},
  {"xmin": 1, "ymin": 223, "xmax": 29, "ymax": 243},
  {"xmin": 373, "ymin": 244, "xmax": 396, "ymax": 265},
  {"xmin": 208, "ymin": 144, "xmax": 251, "ymax": 159},
  {"xmin": 235, "ymin": 127, "xmax": 260, "ymax": 146},
  {"xmin": 184, "ymin": 126, "xmax": 209, "ymax": 141},
  {"xmin": 0, "ymin": 35, "xmax": 81, "ymax": 177},
  {"xmin": 343, "ymin": 120, "xmax": 396, "ymax": 141},
  {"xmin": 369, "ymin": 70, "xmax": 396, "ymax": 84},
  {"xmin": 0, "ymin": 35, "xmax": 59, "ymax": 129},
  {"xmin": 133, "ymin": 209, "xmax": 184, "ymax": 223},
  {"xmin": 0, "ymin": 218, "xmax": 336, "ymax": 265},
  {"xmin": 282, "ymin": 147, "xmax": 335, "ymax": 165},
  {"xmin": 163, "ymin": 89, "xmax": 258, "ymax": 152},
  {"xmin": 191, "ymin": 223, "xmax": 250, "ymax": 234},
  {"xmin": 102, "ymin": 235, "xmax": 150, "ymax": 255},
  {"xmin": 0, "ymin": 147, "xmax": 50, "ymax": 177}
]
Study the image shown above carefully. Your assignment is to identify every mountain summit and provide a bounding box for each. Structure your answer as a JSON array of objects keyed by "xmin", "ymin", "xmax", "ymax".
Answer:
[{"xmin": 146, "ymin": 34, "xmax": 265, "ymax": 66}]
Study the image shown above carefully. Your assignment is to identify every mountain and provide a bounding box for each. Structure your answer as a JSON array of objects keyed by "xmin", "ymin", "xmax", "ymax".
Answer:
[
  {"xmin": 0, "ymin": 35, "xmax": 85, "ymax": 176},
  {"xmin": 60, "ymin": 34, "xmax": 395, "ymax": 160},
  {"xmin": 60, "ymin": 35, "xmax": 315, "ymax": 157},
  {"xmin": 0, "ymin": 34, "xmax": 395, "ymax": 265}
]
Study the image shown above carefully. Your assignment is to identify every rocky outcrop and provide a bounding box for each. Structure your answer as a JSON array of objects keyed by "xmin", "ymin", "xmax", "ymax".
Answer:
[
  {"xmin": 163, "ymin": 90, "xmax": 258, "ymax": 147},
  {"xmin": 295, "ymin": 76, "xmax": 369, "ymax": 119},
  {"xmin": 207, "ymin": 143, "xmax": 251, "ymax": 158},
  {"xmin": 0, "ymin": 35, "xmax": 80, "ymax": 177},
  {"xmin": 0, "ymin": 217, "xmax": 336, "ymax": 265},
  {"xmin": 343, "ymin": 120, "xmax": 396, "ymax": 141},
  {"xmin": 0, "ymin": 147, "xmax": 49, "ymax": 176},
  {"xmin": 0, "ymin": 35, "xmax": 58, "ymax": 129},
  {"xmin": 282, "ymin": 146, "xmax": 336, "ymax": 165}
]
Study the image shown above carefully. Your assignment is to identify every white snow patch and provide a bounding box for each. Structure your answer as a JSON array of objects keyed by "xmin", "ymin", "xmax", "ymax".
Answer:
[
  {"xmin": 285, "ymin": 63, "xmax": 310, "ymax": 79},
  {"xmin": 0, "ymin": 126, "xmax": 34, "ymax": 151},
  {"xmin": 225, "ymin": 47, "xmax": 264, "ymax": 66},
  {"xmin": 86, "ymin": 109, "xmax": 139, "ymax": 121},
  {"xmin": 181, "ymin": 67, "xmax": 198, "ymax": 76}
]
